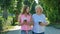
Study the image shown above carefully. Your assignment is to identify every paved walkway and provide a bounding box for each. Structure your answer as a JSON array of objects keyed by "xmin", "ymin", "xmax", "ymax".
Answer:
[
  {"xmin": 6, "ymin": 26, "xmax": 60, "ymax": 34},
  {"xmin": 45, "ymin": 27, "xmax": 60, "ymax": 34}
]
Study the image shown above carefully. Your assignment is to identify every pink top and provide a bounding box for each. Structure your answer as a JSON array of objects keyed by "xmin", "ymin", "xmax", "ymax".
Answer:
[{"xmin": 20, "ymin": 14, "xmax": 32, "ymax": 30}]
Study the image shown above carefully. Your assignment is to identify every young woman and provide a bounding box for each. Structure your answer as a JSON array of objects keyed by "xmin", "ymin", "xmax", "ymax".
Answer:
[
  {"xmin": 18, "ymin": 5, "xmax": 32, "ymax": 34},
  {"xmin": 32, "ymin": 5, "xmax": 48, "ymax": 34}
]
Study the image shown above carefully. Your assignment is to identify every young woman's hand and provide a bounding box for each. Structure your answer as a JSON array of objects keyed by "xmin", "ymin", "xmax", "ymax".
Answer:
[
  {"xmin": 20, "ymin": 22, "xmax": 27, "ymax": 26},
  {"xmin": 22, "ymin": 21, "xmax": 27, "ymax": 25}
]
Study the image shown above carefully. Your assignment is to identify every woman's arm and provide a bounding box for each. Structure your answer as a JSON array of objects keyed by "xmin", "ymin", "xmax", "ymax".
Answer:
[
  {"xmin": 30, "ymin": 15, "xmax": 34, "ymax": 26},
  {"xmin": 27, "ymin": 15, "xmax": 34, "ymax": 26},
  {"xmin": 18, "ymin": 14, "xmax": 25, "ymax": 26},
  {"xmin": 30, "ymin": 17, "xmax": 34, "ymax": 26},
  {"xmin": 39, "ymin": 22, "xmax": 48, "ymax": 26},
  {"xmin": 39, "ymin": 14, "xmax": 48, "ymax": 26}
]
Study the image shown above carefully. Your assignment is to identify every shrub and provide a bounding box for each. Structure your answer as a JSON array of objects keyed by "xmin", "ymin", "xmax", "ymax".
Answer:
[{"xmin": 0, "ymin": 17, "xmax": 4, "ymax": 31}]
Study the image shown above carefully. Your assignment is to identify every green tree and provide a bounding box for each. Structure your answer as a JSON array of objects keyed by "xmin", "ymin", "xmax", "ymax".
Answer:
[
  {"xmin": 39, "ymin": 0, "xmax": 59, "ymax": 24},
  {"xmin": 0, "ymin": 0, "xmax": 12, "ymax": 20}
]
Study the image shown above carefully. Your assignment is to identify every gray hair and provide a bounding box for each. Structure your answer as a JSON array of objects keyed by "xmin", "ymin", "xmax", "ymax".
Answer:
[{"xmin": 35, "ymin": 5, "xmax": 43, "ymax": 12}]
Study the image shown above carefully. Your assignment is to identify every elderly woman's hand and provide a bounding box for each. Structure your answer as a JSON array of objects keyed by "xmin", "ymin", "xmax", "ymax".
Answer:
[{"xmin": 39, "ymin": 22, "xmax": 48, "ymax": 26}]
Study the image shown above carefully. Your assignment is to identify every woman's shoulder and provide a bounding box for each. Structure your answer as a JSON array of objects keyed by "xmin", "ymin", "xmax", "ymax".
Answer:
[
  {"xmin": 31, "ymin": 14, "xmax": 36, "ymax": 17},
  {"xmin": 41, "ymin": 14, "xmax": 46, "ymax": 18}
]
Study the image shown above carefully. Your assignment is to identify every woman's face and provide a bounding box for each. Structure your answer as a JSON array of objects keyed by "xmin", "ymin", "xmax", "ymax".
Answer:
[
  {"xmin": 26, "ymin": 7, "xmax": 29, "ymax": 13},
  {"xmin": 36, "ymin": 7, "xmax": 42, "ymax": 14}
]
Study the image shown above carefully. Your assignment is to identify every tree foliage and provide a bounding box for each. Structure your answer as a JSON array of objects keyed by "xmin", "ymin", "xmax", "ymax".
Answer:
[{"xmin": 39, "ymin": 0, "xmax": 59, "ymax": 24}]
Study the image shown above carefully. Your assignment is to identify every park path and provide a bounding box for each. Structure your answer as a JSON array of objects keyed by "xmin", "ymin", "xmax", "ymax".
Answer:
[{"xmin": 6, "ymin": 26, "xmax": 60, "ymax": 34}]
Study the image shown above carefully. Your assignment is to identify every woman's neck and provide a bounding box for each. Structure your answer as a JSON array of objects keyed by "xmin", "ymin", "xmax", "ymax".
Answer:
[
  {"xmin": 36, "ymin": 13, "xmax": 42, "ymax": 15},
  {"xmin": 24, "ymin": 13, "xmax": 27, "ymax": 16}
]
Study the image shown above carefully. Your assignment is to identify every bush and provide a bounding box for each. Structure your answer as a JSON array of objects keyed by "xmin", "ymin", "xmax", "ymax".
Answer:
[
  {"xmin": 0, "ymin": 17, "xmax": 4, "ymax": 31},
  {"xmin": 0, "ymin": 16, "xmax": 13, "ymax": 32}
]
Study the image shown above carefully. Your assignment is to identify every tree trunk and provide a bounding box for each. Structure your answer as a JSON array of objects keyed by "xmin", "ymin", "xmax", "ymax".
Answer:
[{"xmin": 3, "ymin": 7, "xmax": 8, "ymax": 20}]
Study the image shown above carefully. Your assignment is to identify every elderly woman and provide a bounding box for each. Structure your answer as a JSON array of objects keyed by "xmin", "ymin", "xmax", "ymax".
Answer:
[{"xmin": 32, "ymin": 5, "xmax": 48, "ymax": 34}]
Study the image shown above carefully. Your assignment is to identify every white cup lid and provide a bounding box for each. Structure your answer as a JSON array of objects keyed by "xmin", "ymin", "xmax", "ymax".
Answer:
[{"xmin": 23, "ymin": 18, "xmax": 27, "ymax": 20}]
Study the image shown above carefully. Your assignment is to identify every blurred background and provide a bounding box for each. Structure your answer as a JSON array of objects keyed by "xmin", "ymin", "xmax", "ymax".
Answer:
[{"xmin": 0, "ymin": 0, "xmax": 60, "ymax": 34}]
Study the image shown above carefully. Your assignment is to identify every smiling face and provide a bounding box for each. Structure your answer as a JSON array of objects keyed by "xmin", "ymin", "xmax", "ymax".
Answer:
[
  {"xmin": 26, "ymin": 7, "xmax": 29, "ymax": 13},
  {"xmin": 22, "ymin": 5, "xmax": 30, "ymax": 15},
  {"xmin": 36, "ymin": 7, "xmax": 42, "ymax": 14}
]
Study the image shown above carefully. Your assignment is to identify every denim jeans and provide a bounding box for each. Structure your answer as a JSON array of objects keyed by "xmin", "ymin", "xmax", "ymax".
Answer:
[
  {"xmin": 21, "ymin": 30, "xmax": 32, "ymax": 34},
  {"xmin": 32, "ymin": 31, "xmax": 44, "ymax": 34}
]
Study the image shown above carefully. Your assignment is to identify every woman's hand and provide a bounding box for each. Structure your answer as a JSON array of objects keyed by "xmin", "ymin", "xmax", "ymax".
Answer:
[
  {"xmin": 24, "ymin": 22, "xmax": 28, "ymax": 25},
  {"xmin": 39, "ymin": 22, "xmax": 48, "ymax": 26}
]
